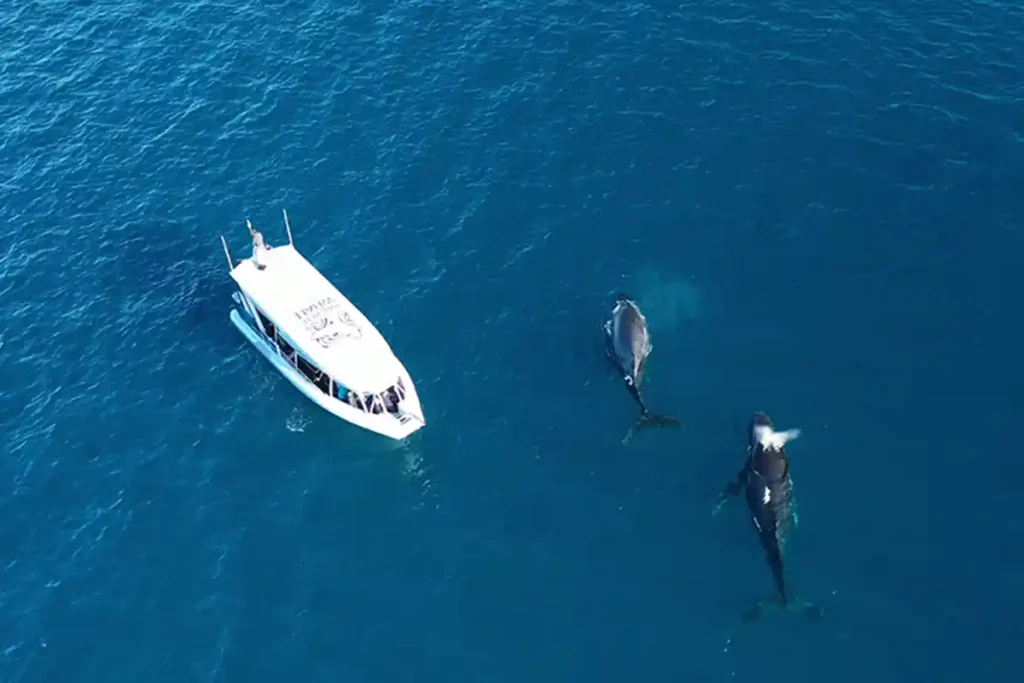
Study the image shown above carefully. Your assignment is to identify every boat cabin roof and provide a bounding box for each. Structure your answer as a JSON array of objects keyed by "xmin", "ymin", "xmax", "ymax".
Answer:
[{"xmin": 230, "ymin": 244, "xmax": 402, "ymax": 393}]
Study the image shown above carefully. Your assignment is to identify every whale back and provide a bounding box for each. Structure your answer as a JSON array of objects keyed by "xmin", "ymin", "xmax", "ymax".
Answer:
[{"xmin": 609, "ymin": 298, "xmax": 650, "ymax": 382}]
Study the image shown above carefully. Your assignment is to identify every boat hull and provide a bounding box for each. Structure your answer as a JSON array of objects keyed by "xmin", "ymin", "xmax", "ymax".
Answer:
[{"xmin": 230, "ymin": 308, "xmax": 425, "ymax": 440}]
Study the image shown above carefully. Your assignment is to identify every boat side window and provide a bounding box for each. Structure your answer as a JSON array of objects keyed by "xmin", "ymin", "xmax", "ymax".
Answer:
[
  {"xmin": 247, "ymin": 308, "xmax": 343, "ymax": 400},
  {"xmin": 332, "ymin": 382, "xmax": 359, "ymax": 405},
  {"xmin": 278, "ymin": 335, "xmax": 296, "ymax": 362},
  {"xmin": 296, "ymin": 354, "xmax": 323, "ymax": 388},
  {"xmin": 382, "ymin": 388, "xmax": 400, "ymax": 414},
  {"xmin": 312, "ymin": 370, "xmax": 330, "ymax": 395},
  {"xmin": 255, "ymin": 308, "xmax": 276, "ymax": 339},
  {"xmin": 364, "ymin": 394, "xmax": 385, "ymax": 415},
  {"xmin": 347, "ymin": 392, "xmax": 365, "ymax": 411},
  {"xmin": 289, "ymin": 352, "xmax": 339, "ymax": 396},
  {"xmin": 373, "ymin": 380, "xmax": 404, "ymax": 408}
]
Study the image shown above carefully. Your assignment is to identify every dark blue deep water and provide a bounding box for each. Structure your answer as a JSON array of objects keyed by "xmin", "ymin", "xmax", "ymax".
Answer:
[{"xmin": 2, "ymin": 1, "xmax": 1023, "ymax": 681}]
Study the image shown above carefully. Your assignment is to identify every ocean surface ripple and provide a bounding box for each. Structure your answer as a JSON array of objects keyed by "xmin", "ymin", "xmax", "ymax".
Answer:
[{"xmin": 1, "ymin": 1, "xmax": 1022, "ymax": 681}]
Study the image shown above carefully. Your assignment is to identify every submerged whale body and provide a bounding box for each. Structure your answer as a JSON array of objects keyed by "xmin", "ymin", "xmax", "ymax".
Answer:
[{"xmin": 602, "ymin": 293, "xmax": 683, "ymax": 444}]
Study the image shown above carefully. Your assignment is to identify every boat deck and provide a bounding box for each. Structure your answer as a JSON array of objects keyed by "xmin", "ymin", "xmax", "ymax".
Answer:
[{"xmin": 230, "ymin": 244, "xmax": 400, "ymax": 394}]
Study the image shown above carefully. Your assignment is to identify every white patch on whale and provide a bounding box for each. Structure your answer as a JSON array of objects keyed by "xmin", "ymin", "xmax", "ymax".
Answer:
[
  {"xmin": 753, "ymin": 425, "xmax": 801, "ymax": 451},
  {"xmin": 762, "ymin": 486, "xmax": 771, "ymax": 505}
]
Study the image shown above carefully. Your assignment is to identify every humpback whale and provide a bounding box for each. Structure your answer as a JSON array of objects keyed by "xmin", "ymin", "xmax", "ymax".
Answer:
[
  {"xmin": 715, "ymin": 412, "xmax": 822, "ymax": 621},
  {"xmin": 603, "ymin": 294, "xmax": 683, "ymax": 444}
]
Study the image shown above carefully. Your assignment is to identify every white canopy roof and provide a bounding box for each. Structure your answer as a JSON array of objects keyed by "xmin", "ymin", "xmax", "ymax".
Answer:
[{"xmin": 231, "ymin": 244, "xmax": 404, "ymax": 393}]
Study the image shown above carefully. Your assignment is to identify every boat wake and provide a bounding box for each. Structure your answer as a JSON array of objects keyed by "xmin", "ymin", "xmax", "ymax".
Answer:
[{"xmin": 286, "ymin": 408, "xmax": 311, "ymax": 433}]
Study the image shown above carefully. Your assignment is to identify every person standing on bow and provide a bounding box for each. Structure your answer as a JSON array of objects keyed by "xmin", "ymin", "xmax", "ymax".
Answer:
[{"xmin": 247, "ymin": 219, "xmax": 270, "ymax": 270}]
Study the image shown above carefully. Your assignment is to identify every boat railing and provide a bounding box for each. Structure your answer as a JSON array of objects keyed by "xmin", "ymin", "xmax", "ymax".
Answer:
[
  {"xmin": 219, "ymin": 208, "xmax": 294, "ymax": 273},
  {"xmin": 282, "ymin": 208, "xmax": 294, "ymax": 246},
  {"xmin": 220, "ymin": 235, "xmax": 234, "ymax": 271}
]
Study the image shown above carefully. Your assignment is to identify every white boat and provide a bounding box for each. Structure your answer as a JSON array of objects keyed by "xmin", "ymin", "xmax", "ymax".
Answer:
[{"xmin": 219, "ymin": 210, "xmax": 426, "ymax": 440}]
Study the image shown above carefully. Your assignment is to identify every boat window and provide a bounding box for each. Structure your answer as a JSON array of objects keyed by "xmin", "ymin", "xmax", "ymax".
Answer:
[
  {"xmin": 254, "ymin": 317, "xmax": 347, "ymax": 400},
  {"xmin": 364, "ymin": 394, "xmax": 385, "ymax": 415},
  {"xmin": 382, "ymin": 388, "xmax": 400, "ymax": 414},
  {"xmin": 278, "ymin": 335, "xmax": 296, "ymax": 362},
  {"xmin": 312, "ymin": 371, "xmax": 330, "ymax": 395},
  {"xmin": 255, "ymin": 308, "xmax": 276, "ymax": 339},
  {"xmin": 391, "ymin": 378, "xmax": 406, "ymax": 401},
  {"xmin": 295, "ymin": 354, "xmax": 317, "ymax": 381},
  {"xmin": 346, "ymin": 391, "xmax": 365, "ymax": 411},
  {"xmin": 332, "ymin": 381, "xmax": 357, "ymax": 403}
]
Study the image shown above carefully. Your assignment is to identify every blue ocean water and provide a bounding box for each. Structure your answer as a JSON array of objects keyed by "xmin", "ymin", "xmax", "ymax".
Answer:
[{"xmin": 2, "ymin": 0, "xmax": 1023, "ymax": 680}]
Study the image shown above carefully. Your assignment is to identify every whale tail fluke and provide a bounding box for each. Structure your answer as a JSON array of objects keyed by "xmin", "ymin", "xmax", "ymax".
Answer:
[
  {"xmin": 740, "ymin": 595, "xmax": 823, "ymax": 623},
  {"xmin": 622, "ymin": 411, "xmax": 684, "ymax": 444}
]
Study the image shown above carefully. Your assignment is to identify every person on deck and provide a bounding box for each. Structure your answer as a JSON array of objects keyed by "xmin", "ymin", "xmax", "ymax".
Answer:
[
  {"xmin": 383, "ymin": 388, "xmax": 400, "ymax": 414},
  {"xmin": 247, "ymin": 219, "xmax": 269, "ymax": 270}
]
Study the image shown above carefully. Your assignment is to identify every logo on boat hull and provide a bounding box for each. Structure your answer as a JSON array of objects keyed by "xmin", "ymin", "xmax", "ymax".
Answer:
[{"xmin": 294, "ymin": 296, "xmax": 362, "ymax": 348}]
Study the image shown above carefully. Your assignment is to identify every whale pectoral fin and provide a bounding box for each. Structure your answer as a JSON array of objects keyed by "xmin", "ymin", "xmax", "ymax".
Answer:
[
  {"xmin": 754, "ymin": 426, "xmax": 802, "ymax": 451},
  {"xmin": 712, "ymin": 481, "xmax": 742, "ymax": 516},
  {"xmin": 713, "ymin": 461, "xmax": 752, "ymax": 515},
  {"xmin": 779, "ymin": 428, "xmax": 802, "ymax": 446},
  {"xmin": 603, "ymin": 322, "xmax": 618, "ymax": 363}
]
